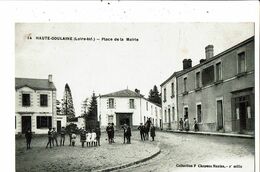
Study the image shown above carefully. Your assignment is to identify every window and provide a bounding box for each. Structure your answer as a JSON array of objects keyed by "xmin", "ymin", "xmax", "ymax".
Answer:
[
  {"xmin": 151, "ymin": 105, "xmax": 153, "ymax": 115},
  {"xmin": 172, "ymin": 107, "xmax": 175, "ymax": 121},
  {"xmin": 129, "ymin": 99, "xmax": 135, "ymax": 109},
  {"xmin": 197, "ymin": 104, "xmax": 202, "ymax": 123},
  {"xmin": 146, "ymin": 102, "xmax": 148, "ymax": 111},
  {"xmin": 37, "ymin": 116, "xmax": 52, "ymax": 128},
  {"xmin": 22, "ymin": 94, "xmax": 30, "ymax": 106},
  {"xmin": 108, "ymin": 115, "xmax": 113, "ymax": 123},
  {"xmin": 40, "ymin": 94, "xmax": 48, "ymax": 107},
  {"xmin": 171, "ymin": 82, "xmax": 174, "ymax": 97},
  {"xmin": 216, "ymin": 62, "xmax": 222, "ymax": 81},
  {"xmin": 155, "ymin": 107, "xmax": 158, "ymax": 116},
  {"xmin": 238, "ymin": 52, "xmax": 246, "ymax": 73},
  {"xmin": 164, "ymin": 110, "xmax": 167, "ymax": 122},
  {"xmin": 163, "ymin": 88, "xmax": 167, "ymax": 102},
  {"xmin": 196, "ymin": 72, "xmax": 200, "ymax": 88},
  {"xmin": 108, "ymin": 98, "xmax": 114, "ymax": 108},
  {"xmin": 144, "ymin": 116, "xmax": 146, "ymax": 123},
  {"xmin": 202, "ymin": 65, "xmax": 215, "ymax": 86},
  {"xmin": 184, "ymin": 107, "xmax": 188, "ymax": 119},
  {"xmin": 184, "ymin": 77, "xmax": 187, "ymax": 92}
]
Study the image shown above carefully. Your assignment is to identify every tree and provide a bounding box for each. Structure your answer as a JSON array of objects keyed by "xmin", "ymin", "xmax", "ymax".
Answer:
[
  {"xmin": 148, "ymin": 85, "xmax": 161, "ymax": 105},
  {"xmin": 56, "ymin": 100, "xmax": 61, "ymax": 115},
  {"xmin": 61, "ymin": 83, "xmax": 75, "ymax": 121},
  {"xmin": 81, "ymin": 98, "xmax": 89, "ymax": 117},
  {"xmin": 85, "ymin": 92, "xmax": 98, "ymax": 129}
]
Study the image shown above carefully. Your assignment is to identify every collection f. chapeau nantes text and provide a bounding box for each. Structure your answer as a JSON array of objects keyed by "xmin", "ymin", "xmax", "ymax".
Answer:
[
  {"xmin": 27, "ymin": 35, "xmax": 139, "ymax": 42},
  {"xmin": 176, "ymin": 164, "xmax": 243, "ymax": 169}
]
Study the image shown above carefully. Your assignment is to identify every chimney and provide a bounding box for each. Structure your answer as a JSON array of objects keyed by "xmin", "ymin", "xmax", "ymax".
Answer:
[
  {"xmin": 48, "ymin": 74, "xmax": 52, "ymax": 83},
  {"xmin": 205, "ymin": 45, "xmax": 214, "ymax": 59},
  {"xmin": 182, "ymin": 59, "xmax": 192, "ymax": 70},
  {"xmin": 135, "ymin": 88, "xmax": 140, "ymax": 94},
  {"xmin": 200, "ymin": 59, "xmax": 206, "ymax": 63}
]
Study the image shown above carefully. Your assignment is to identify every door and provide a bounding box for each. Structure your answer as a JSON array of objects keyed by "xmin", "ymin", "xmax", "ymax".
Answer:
[
  {"xmin": 217, "ymin": 100, "xmax": 223, "ymax": 130},
  {"xmin": 22, "ymin": 116, "xmax": 31, "ymax": 134},
  {"xmin": 57, "ymin": 121, "xmax": 61, "ymax": 133},
  {"xmin": 116, "ymin": 113, "xmax": 132, "ymax": 129},
  {"xmin": 239, "ymin": 102, "xmax": 247, "ymax": 131}
]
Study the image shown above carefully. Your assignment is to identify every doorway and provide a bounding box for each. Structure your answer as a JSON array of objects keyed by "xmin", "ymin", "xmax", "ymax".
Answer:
[
  {"xmin": 22, "ymin": 116, "xmax": 31, "ymax": 134},
  {"xmin": 217, "ymin": 100, "xmax": 224, "ymax": 130},
  {"xmin": 116, "ymin": 113, "xmax": 132, "ymax": 129},
  {"xmin": 57, "ymin": 121, "xmax": 61, "ymax": 133}
]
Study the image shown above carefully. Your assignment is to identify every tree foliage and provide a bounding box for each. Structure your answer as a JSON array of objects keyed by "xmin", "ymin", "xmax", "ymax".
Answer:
[
  {"xmin": 148, "ymin": 85, "xmax": 161, "ymax": 105},
  {"xmin": 85, "ymin": 93, "xmax": 98, "ymax": 129},
  {"xmin": 61, "ymin": 83, "xmax": 75, "ymax": 121}
]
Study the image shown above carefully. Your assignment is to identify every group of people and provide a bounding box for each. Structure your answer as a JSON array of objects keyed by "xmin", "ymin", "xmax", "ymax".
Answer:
[
  {"xmin": 137, "ymin": 118, "xmax": 156, "ymax": 141},
  {"xmin": 46, "ymin": 127, "xmax": 67, "ymax": 148},
  {"xmin": 179, "ymin": 117, "xmax": 199, "ymax": 132},
  {"xmin": 106, "ymin": 123, "xmax": 132, "ymax": 144},
  {"xmin": 79, "ymin": 127, "xmax": 101, "ymax": 147}
]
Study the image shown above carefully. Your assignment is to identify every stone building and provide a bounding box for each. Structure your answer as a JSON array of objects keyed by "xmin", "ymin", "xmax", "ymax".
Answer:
[
  {"xmin": 160, "ymin": 71, "xmax": 182, "ymax": 130},
  {"xmin": 176, "ymin": 36, "xmax": 254, "ymax": 134},
  {"xmin": 15, "ymin": 75, "xmax": 57, "ymax": 134},
  {"xmin": 97, "ymin": 89, "xmax": 162, "ymax": 130}
]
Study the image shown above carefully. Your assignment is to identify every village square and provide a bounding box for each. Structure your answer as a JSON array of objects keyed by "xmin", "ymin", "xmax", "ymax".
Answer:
[{"xmin": 15, "ymin": 23, "xmax": 255, "ymax": 172}]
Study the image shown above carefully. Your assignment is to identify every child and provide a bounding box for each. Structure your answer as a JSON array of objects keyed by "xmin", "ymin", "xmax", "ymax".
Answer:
[
  {"xmin": 71, "ymin": 132, "xmax": 77, "ymax": 147},
  {"xmin": 91, "ymin": 129, "xmax": 97, "ymax": 147},
  {"xmin": 86, "ymin": 130, "xmax": 91, "ymax": 147}
]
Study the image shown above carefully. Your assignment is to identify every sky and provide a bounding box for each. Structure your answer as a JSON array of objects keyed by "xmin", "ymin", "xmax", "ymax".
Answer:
[{"xmin": 15, "ymin": 23, "xmax": 254, "ymax": 116}]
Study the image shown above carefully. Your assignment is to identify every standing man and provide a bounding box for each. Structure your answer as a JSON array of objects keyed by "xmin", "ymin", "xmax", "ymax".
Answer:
[
  {"xmin": 111, "ymin": 123, "xmax": 115, "ymax": 143},
  {"xmin": 60, "ymin": 126, "xmax": 66, "ymax": 146},
  {"xmin": 80, "ymin": 128, "xmax": 86, "ymax": 148},
  {"xmin": 52, "ymin": 128, "xmax": 59, "ymax": 147},
  {"xmin": 193, "ymin": 118, "xmax": 199, "ymax": 132},
  {"xmin": 150, "ymin": 124, "xmax": 156, "ymax": 141},
  {"xmin": 95, "ymin": 126, "xmax": 101, "ymax": 146},
  {"xmin": 126, "ymin": 125, "xmax": 131, "ymax": 144},
  {"xmin": 137, "ymin": 123, "xmax": 144, "ymax": 141},
  {"xmin": 106, "ymin": 123, "xmax": 112, "ymax": 144},
  {"xmin": 25, "ymin": 128, "xmax": 32, "ymax": 150},
  {"xmin": 68, "ymin": 128, "xmax": 73, "ymax": 146},
  {"xmin": 46, "ymin": 128, "xmax": 53, "ymax": 148},
  {"xmin": 122, "ymin": 123, "xmax": 127, "ymax": 144},
  {"xmin": 179, "ymin": 118, "xmax": 184, "ymax": 131}
]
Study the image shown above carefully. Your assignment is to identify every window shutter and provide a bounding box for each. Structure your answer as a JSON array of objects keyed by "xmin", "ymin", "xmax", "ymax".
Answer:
[
  {"xmin": 114, "ymin": 99, "xmax": 116, "ymax": 109},
  {"xmin": 107, "ymin": 99, "xmax": 109, "ymax": 109}
]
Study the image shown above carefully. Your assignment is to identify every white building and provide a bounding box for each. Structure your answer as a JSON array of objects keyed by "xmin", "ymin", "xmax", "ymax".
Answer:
[
  {"xmin": 97, "ymin": 89, "xmax": 162, "ymax": 130},
  {"xmin": 160, "ymin": 71, "xmax": 181, "ymax": 130},
  {"xmin": 15, "ymin": 75, "xmax": 57, "ymax": 134}
]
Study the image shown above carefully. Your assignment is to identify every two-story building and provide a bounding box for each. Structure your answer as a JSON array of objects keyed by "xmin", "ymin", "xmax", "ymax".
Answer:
[
  {"xmin": 97, "ymin": 89, "xmax": 162, "ymax": 130},
  {"xmin": 15, "ymin": 75, "xmax": 57, "ymax": 134},
  {"xmin": 177, "ymin": 36, "xmax": 254, "ymax": 134},
  {"xmin": 160, "ymin": 71, "xmax": 183, "ymax": 130}
]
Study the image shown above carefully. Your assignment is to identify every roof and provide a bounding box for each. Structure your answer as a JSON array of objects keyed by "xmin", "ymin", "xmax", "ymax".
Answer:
[
  {"xmin": 160, "ymin": 70, "xmax": 184, "ymax": 86},
  {"xmin": 100, "ymin": 89, "xmax": 162, "ymax": 107},
  {"xmin": 15, "ymin": 78, "xmax": 56, "ymax": 91},
  {"xmin": 176, "ymin": 36, "xmax": 254, "ymax": 77},
  {"xmin": 100, "ymin": 89, "xmax": 143, "ymax": 98}
]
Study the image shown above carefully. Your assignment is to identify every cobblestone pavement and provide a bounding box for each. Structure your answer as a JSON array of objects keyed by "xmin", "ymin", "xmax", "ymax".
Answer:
[
  {"xmin": 117, "ymin": 131, "xmax": 255, "ymax": 172},
  {"xmin": 16, "ymin": 131, "xmax": 159, "ymax": 172}
]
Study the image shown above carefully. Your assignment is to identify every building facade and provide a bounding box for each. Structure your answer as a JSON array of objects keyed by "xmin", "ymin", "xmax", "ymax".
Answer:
[
  {"xmin": 97, "ymin": 89, "xmax": 162, "ymax": 130},
  {"xmin": 15, "ymin": 75, "xmax": 57, "ymax": 134},
  {"xmin": 160, "ymin": 72, "xmax": 181, "ymax": 130},
  {"xmin": 177, "ymin": 37, "xmax": 254, "ymax": 134}
]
